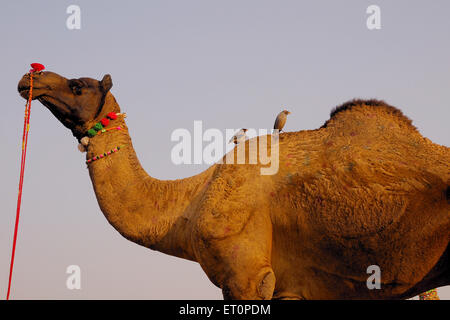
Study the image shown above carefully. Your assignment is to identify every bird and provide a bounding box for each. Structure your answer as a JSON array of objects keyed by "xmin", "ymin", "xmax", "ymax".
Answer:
[
  {"xmin": 229, "ymin": 128, "xmax": 248, "ymax": 145},
  {"xmin": 273, "ymin": 110, "xmax": 291, "ymax": 133}
]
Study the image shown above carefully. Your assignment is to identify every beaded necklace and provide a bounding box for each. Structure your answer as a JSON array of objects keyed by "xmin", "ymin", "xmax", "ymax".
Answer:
[
  {"xmin": 86, "ymin": 145, "xmax": 125, "ymax": 164},
  {"xmin": 79, "ymin": 111, "xmax": 127, "ymax": 163}
]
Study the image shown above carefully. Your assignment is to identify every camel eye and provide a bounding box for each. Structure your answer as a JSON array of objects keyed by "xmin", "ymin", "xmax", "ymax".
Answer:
[{"xmin": 68, "ymin": 79, "xmax": 85, "ymax": 95}]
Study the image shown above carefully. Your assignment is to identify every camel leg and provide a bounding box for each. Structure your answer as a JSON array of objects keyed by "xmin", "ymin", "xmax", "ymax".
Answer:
[
  {"xmin": 197, "ymin": 210, "xmax": 275, "ymax": 300},
  {"xmin": 221, "ymin": 266, "xmax": 276, "ymax": 300}
]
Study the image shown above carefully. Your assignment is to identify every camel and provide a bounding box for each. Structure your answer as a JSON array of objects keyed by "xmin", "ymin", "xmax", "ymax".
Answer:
[{"xmin": 17, "ymin": 71, "xmax": 449, "ymax": 300}]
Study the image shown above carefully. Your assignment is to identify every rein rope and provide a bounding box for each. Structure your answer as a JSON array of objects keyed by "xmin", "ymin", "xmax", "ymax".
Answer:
[{"xmin": 6, "ymin": 63, "xmax": 44, "ymax": 300}]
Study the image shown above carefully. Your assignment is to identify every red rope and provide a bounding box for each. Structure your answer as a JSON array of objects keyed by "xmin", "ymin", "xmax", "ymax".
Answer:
[{"xmin": 6, "ymin": 72, "xmax": 34, "ymax": 300}]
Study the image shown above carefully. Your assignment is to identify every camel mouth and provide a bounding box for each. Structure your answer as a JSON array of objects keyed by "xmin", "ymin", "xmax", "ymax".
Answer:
[
  {"xmin": 18, "ymin": 85, "xmax": 48, "ymax": 100},
  {"xmin": 18, "ymin": 87, "xmax": 30, "ymax": 99},
  {"xmin": 18, "ymin": 74, "xmax": 51, "ymax": 100}
]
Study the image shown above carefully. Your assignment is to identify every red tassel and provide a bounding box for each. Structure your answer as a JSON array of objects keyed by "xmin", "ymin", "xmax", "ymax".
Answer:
[
  {"xmin": 101, "ymin": 118, "xmax": 110, "ymax": 126},
  {"xmin": 107, "ymin": 112, "xmax": 117, "ymax": 120},
  {"xmin": 30, "ymin": 63, "xmax": 45, "ymax": 73}
]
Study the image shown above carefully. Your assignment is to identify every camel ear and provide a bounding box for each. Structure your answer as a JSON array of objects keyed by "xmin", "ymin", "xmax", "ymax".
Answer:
[{"xmin": 100, "ymin": 74, "xmax": 113, "ymax": 93}]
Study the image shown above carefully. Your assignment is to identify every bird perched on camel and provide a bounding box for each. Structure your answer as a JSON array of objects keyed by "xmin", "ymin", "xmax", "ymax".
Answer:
[
  {"xmin": 17, "ymin": 71, "xmax": 449, "ymax": 300},
  {"xmin": 229, "ymin": 128, "xmax": 248, "ymax": 145},
  {"xmin": 274, "ymin": 110, "xmax": 291, "ymax": 133}
]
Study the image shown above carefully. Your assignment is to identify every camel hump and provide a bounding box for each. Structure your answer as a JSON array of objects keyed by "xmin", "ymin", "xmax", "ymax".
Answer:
[{"xmin": 321, "ymin": 99, "xmax": 416, "ymax": 130}]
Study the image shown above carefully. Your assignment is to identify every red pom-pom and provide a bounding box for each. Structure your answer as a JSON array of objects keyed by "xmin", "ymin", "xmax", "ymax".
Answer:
[
  {"xmin": 107, "ymin": 112, "xmax": 117, "ymax": 120},
  {"xmin": 30, "ymin": 63, "xmax": 45, "ymax": 73},
  {"xmin": 101, "ymin": 118, "xmax": 110, "ymax": 126}
]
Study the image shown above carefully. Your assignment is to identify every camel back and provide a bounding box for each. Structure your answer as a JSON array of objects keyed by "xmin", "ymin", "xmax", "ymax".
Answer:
[{"xmin": 271, "ymin": 99, "xmax": 449, "ymax": 239}]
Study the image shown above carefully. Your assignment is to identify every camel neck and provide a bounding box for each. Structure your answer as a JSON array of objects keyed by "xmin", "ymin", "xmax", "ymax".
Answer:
[{"xmin": 84, "ymin": 110, "xmax": 212, "ymax": 262}]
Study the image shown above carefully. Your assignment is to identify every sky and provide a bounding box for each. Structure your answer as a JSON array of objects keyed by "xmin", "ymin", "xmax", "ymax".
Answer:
[{"xmin": 0, "ymin": 0, "xmax": 448, "ymax": 299}]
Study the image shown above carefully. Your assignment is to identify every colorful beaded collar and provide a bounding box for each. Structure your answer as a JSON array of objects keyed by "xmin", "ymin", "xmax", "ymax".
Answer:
[
  {"xmin": 78, "ymin": 111, "xmax": 127, "ymax": 162},
  {"xmin": 86, "ymin": 112, "xmax": 122, "ymax": 137},
  {"xmin": 86, "ymin": 145, "xmax": 125, "ymax": 164}
]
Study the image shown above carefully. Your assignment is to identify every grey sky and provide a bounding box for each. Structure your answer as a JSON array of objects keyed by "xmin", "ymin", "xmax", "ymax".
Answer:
[{"xmin": 0, "ymin": 0, "xmax": 448, "ymax": 299}]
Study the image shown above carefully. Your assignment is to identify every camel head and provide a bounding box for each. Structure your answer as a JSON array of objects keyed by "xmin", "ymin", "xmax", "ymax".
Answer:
[{"xmin": 18, "ymin": 71, "xmax": 113, "ymax": 139}]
